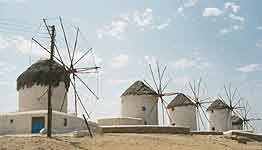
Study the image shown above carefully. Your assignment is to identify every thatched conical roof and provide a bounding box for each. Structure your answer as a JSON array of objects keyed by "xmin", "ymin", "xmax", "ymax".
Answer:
[
  {"xmin": 207, "ymin": 99, "xmax": 230, "ymax": 111},
  {"xmin": 121, "ymin": 80, "xmax": 157, "ymax": 97},
  {"xmin": 17, "ymin": 59, "xmax": 70, "ymax": 91},
  {"xmin": 167, "ymin": 93, "xmax": 194, "ymax": 108}
]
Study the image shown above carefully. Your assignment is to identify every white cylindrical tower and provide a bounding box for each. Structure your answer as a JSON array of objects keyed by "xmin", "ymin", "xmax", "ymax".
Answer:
[
  {"xmin": 207, "ymin": 99, "xmax": 232, "ymax": 132},
  {"xmin": 17, "ymin": 59, "xmax": 70, "ymax": 113},
  {"xmin": 121, "ymin": 81, "xmax": 158, "ymax": 125},
  {"xmin": 232, "ymin": 115, "xmax": 243, "ymax": 130},
  {"xmin": 167, "ymin": 93, "xmax": 197, "ymax": 130}
]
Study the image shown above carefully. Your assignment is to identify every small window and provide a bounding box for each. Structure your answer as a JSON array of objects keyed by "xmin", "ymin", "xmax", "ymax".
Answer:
[
  {"xmin": 171, "ymin": 107, "xmax": 175, "ymax": 111},
  {"xmin": 212, "ymin": 127, "xmax": 215, "ymax": 131},
  {"xmin": 142, "ymin": 106, "xmax": 146, "ymax": 111},
  {"xmin": 64, "ymin": 118, "xmax": 67, "ymax": 127},
  {"xmin": 10, "ymin": 119, "xmax": 14, "ymax": 124}
]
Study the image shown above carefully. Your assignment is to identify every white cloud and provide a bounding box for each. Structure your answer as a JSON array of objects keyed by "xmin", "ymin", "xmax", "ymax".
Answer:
[
  {"xmin": 97, "ymin": 8, "xmax": 153, "ymax": 39},
  {"xmin": 0, "ymin": 36, "xmax": 9, "ymax": 49},
  {"xmin": 219, "ymin": 24, "xmax": 244, "ymax": 35},
  {"xmin": 229, "ymin": 14, "xmax": 245, "ymax": 23},
  {"xmin": 0, "ymin": 0, "xmax": 26, "ymax": 3},
  {"xmin": 107, "ymin": 79, "xmax": 130, "ymax": 85},
  {"xmin": 110, "ymin": 54, "xmax": 129, "ymax": 69},
  {"xmin": 93, "ymin": 54, "xmax": 103, "ymax": 66},
  {"xmin": 12, "ymin": 36, "xmax": 31, "ymax": 54},
  {"xmin": 97, "ymin": 18, "xmax": 129, "ymax": 40},
  {"xmin": 144, "ymin": 55, "xmax": 157, "ymax": 64},
  {"xmin": 183, "ymin": 0, "xmax": 198, "ymax": 8},
  {"xmin": 153, "ymin": 18, "xmax": 171, "ymax": 30},
  {"xmin": 171, "ymin": 58, "xmax": 195, "ymax": 69},
  {"xmin": 232, "ymin": 25, "xmax": 242, "ymax": 30},
  {"xmin": 97, "ymin": 8, "xmax": 172, "ymax": 39},
  {"xmin": 173, "ymin": 76, "xmax": 191, "ymax": 86},
  {"xmin": 177, "ymin": 0, "xmax": 198, "ymax": 15},
  {"xmin": 203, "ymin": 8, "xmax": 223, "ymax": 17},
  {"xmin": 257, "ymin": 26, "xmax": 262, "ymax": 30},
  {"xmin": 0, "ymin": 35, "xmax": 47, "ymax": 57},
  {"xmin": 133, "ymin": 8, "xmax": 153, "ymax": 30},
  {"xmin": 178, "ymin": 7, "xmax": 184, "ymax": 13},
  {"xmin": 0, "ymin": 62, "xmax": 17, "ymax": 75},
  {"xmin": 224, "ymin": 2, "xmax": 240, "ymax": 13},
  {"xmin": 170, "ymin": 57, "xmax": 211, "ymax": 70},
  {"xmin": 236, "ymin": 64, "xmax": 262, "ymax": 73},
  {"xmin": 219, "ymin": 28, "xmax": 231, "ymax": 35},
  {"xmin": 256, "ymin": 40, "xmax": 262, "ymax": 48}
]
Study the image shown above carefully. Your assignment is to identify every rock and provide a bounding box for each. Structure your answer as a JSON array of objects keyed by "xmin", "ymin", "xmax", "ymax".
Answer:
[
  {"xmin": 72, "ymin": 122, "xmax": 103, "ymax": 138},
  {"xmin": 40, "ymin": 128, "xmax": 47, "ymax": 135},
  {"xmin": 86, "ymin": 121, "xmax": 103, "ymax": 135},
  {"xmin": 72, "ymin": 130, "xmax": 90, "ymax": 138}
]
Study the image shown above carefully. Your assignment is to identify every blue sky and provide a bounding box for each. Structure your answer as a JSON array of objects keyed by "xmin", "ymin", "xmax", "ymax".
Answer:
[{"xmin": 0, "ymin": 0, "xmax": 262, "ymax": 131}]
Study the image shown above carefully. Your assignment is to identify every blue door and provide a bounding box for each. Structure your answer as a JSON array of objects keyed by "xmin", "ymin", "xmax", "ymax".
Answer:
[{"xmin": 32, "ymin": 117, "xmax": 45, "ymax": 133}]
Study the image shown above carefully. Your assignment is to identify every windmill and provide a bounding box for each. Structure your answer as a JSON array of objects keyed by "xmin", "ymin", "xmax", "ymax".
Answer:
[
  {"xmin": 237, "ymin": 99, "xmax": 261, "ymax": 131},
  {"xmin": 32, "ymin": 17, "xmax": 100, "ymax": 137},
  {"xmin": 218, "ymin": 84, "xmax": 243, "ymax": 126},
  {"xmin": 186, "ymin": 78, "xmax": 212, "ymax": 130},
  {"xmin": 208, "ymin": 83, "xmax": 244, "ymax": 132},
  {"xmin": 144, "ymin": 62, "xmax": 178, "ymax": 125},
  {"xmin": 218, "ymin": 84, "xmax": 243, "ymax": 114}
]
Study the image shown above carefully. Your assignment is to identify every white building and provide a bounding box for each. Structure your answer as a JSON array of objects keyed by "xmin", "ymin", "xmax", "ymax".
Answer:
[
  {"xmin": 121, "ymin": 81, "xmax": 158, "ymax": 125},
  {"xmin": 0, "ymin": 59, "xmax": 91, "ymax": 135},
  {"xmin": 167, "ymin": 93, "xmax": 197, "ymax": 130},
  {"xmin": 207, "ymin": 99, "xmax": 232, "ymax": 132},
  {"xmin": 232, "ymin": 115, "xmax": 243, "ymax": 130}
]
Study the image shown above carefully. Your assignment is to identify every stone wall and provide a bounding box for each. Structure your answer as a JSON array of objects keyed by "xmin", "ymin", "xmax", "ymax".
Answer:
[
  {"xmin": 102, "ymin": 125, "xmax": 190, "ymax": 134},
  {"xmin": 98, "ymin": 117, "xmax": 144, "ymax": 126}
]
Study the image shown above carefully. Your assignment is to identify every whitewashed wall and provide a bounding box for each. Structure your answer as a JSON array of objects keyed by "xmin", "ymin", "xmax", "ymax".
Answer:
[
  {"xmin": 232, "ymin": 124, "xmax": 243, "ymax": 130},
  {"xmin": 121, "ymin": 95, "xmax": 158, "ymax": 125},
  {"xmin": 97, "ymin": 117, "xmax": 144, "ymax": 126},
  {"xmin": 0, "ymin": 110, "xmax": 86, "ymax": 135},
  {"xmin": 208, "ymin": 109, "xmax": 232, "ymax": 132},
  {"xmin": 18, "ymin": 82, "xmax": 67, "ymax": 113},
  {"xmin": 168, "ymin": 105, "xmax": 197, "ymax": 130}
]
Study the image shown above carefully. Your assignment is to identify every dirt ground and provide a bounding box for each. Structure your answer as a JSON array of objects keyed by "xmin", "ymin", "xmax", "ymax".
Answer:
[{"xmin": 0, "ymin": 133, "xmax": 261, "ymax": 150}]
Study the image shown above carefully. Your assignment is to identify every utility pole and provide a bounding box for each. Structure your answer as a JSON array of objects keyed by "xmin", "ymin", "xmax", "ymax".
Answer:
[{"xmin": 47, "ymin": 25, "xmax": 55, "ymax": 137}]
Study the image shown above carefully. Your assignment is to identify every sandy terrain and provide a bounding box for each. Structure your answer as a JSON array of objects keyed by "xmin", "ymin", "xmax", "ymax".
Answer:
[{"xmin": 0, "ymin": 133, "xmax": 261, "ymax": 150}]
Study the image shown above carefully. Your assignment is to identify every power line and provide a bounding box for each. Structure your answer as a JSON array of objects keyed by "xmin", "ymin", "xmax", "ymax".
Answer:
[{"xmin": 0, "ymin": 18, "xmax": 35, "ymax": 27}]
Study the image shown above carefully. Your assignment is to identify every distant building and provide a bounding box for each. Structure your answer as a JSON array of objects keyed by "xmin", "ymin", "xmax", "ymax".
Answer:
[
  {"xmin": 0, "ymin": 59, "xmax": 87, "ymax": 135},
  {"xmin": 207, "ymin": 99, "xmax": 232, "ymax": 132},
  {"xmin": 121, "ymin": 81, "xmax": 158, "ymax": 125},
  {"xmin": 232, "ymin": 115, "xmax": 243, "ymax": 130},
  {"xmin": 167, "ymin": 93, "xmax": 197, "ymax": 130}
]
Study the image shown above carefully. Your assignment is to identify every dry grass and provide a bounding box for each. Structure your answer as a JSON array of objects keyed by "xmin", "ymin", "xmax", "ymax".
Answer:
[{"xmin": 0, "ymin": 133, "xmax": 261, "ymax": 150}]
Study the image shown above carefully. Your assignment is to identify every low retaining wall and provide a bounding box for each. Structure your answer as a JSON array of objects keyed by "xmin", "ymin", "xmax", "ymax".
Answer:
[
  {"xmin": 102, "ymin": 125, "xmax": 190, "ymax": 134},
  {"xmin": 190, "ymin": 131, "xmax": 223, "ymax": 135},
  {"xmin": 231, "ymin": 131, "xmax": 262, "ymax": 142},
  {"xmin": 97, "ymin": 117, "xmax": 144, "ymax": 126}
]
